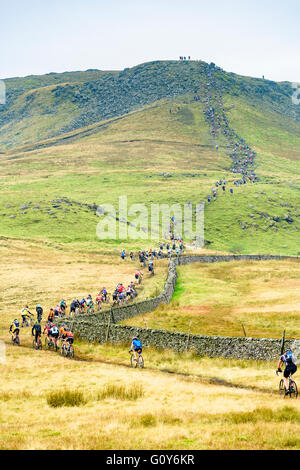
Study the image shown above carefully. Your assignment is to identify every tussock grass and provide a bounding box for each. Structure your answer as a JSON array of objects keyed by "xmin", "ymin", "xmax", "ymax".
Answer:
[
  {"xmin": 0, "ymin": 390, "xmax": 31, "ymax": 401},
  {"xmin": 139, "ymin": 413, "xmax": 157, "ymax": 427},
  {"xmin": 46, "ymin": 389, "xmax": 87, "ymax": 408},
  {"xmin": 227, "ymin": 406, "xmax": 300, "ymax": 425},
  {"xmin": 97, "ymin": 384, "xmax": 144, "ymax": 401}
]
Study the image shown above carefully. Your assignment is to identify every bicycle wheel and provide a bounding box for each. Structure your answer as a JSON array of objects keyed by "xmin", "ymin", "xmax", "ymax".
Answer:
[
  {"xmin": 138, "ymin": 355, "xmax": 144, "ymax": 368},
  {"xmin": 290, "ymin": 381, "xmax": 298, "ymax": 399},
  {"xmin": 69, "ymin": 346, "xmax": 74, "ymax": 358},
  {"xmin": 130, "ymin": 354, "xmax": 137, "ymax": 368},
  {"xmin": 279, "ymin": 379, "xmax": 286, "ymax": 397},
  {"xmin": 32, "ymin": 339, "xmax": 37, "ymax": 349}
]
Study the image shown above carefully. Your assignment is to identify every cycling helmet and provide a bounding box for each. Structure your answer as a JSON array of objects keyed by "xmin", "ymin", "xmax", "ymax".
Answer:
[
  {"xmin": 14, "ymin": 319, "xmax": 18, "ymax": 324},
  {"xmin": 132, "ymin": 336, "xmax": 138, "ymax": 340},
  {"xmin": 36, "ymin": 303, "xmax": 41, "ymax": 308}
]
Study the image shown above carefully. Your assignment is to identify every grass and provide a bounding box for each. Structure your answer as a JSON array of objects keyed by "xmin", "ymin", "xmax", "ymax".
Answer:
[
  {"xmin": 2, "ymin": 331, "xmax": 300, "ymax": 449},
  {"xmin": 97, "ymin": 384, "xmax": 144, "ymax": 401},
  {"xmin": 123, "ymin": 259, "xmax": 300, "ymax": 338},
  {"xmin": 47, "ymin": 389, "xmax": 86, "ymax": 408},
  {"xmin": 0, "ymin": 61, "xmax": 300, "ymax": 449}
]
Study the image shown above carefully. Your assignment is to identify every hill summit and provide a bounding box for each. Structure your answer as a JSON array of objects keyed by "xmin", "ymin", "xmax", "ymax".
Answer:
[{"xmin": 1, "ymin": 60, "xmax": 299, "ymax": 150}]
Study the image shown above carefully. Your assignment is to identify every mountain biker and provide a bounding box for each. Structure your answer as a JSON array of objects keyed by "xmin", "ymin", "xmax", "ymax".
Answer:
[
  {"xmin": 121, "ymin": 250, "xmax": 126, "ymax": 261},
  {"xmin": 101, "ymin": 287, "xmax": 107, "ymax": 302},
  {"xmin": 36, "ymin": 304, "xmax": 43, "ymax": 323},
  {"xmin": 32, "ymin": 321, "xmax": 42, "ymax": 348},
  {"xmin": 54, "ymin": 305, "xmax": 60, "ymax": 317},
  {"xmin": 60, "ymin": 299, "xmax": 67, "ymax": 315},
  {"xmin": 59, "ymin": 324, "xmax": 67, "ymax": 339},
  {"xmin": 65, "ymin": 329, "xmax": 74, "ymax": 346},
  {"xmin": 47, "ymin": 308, "xmax": 55, "ymax": 323},
  {"xmin": 43, "ymin": 321, "xmax": 52, "ymax": 339},
  {"xmin": 148, "ymin": 260, "xmax": 154, "ymax": 275},
  {"xmin": 135, "ymin": 270, "xmax": 141, "ymax": 282},
  {"xmin": 79, "ymin": 298, "xmax": 86, "ymax": 313},
  {"xmin": 130, "ymin": 336, "xmax": 142, "ymax": 363},
  {"xmin": 21, "ymin": 305, "xmax": 32, "ymax": 327},
  {"xmin": 49, "ymin": 323, "xmax": 59, "ymax": 348},
  {"xmin": 86, "ymin": 295, "xmax": 94, "ymax": 312},
  {"xmin": 9, "ymin": 319, "xmax": 20, "ymax": 342},
  {"xmin": 277, "ymin": 349, "xmax": 297, "ymax": 393},
  {"xmin": 96, "ymin": 293, "xmax": 103, "ymax": 310}
]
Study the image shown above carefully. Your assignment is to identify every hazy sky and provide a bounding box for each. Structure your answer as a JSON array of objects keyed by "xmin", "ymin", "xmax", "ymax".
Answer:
[{"xmin": 1, "ymin": 0, "xmax": 300, "ymax": 82}]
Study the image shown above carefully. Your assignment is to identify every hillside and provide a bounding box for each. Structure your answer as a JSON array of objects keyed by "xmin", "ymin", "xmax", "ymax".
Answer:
[{"xmin": 1, "ymin": 60, "xmax": 300, "ymax": 150}]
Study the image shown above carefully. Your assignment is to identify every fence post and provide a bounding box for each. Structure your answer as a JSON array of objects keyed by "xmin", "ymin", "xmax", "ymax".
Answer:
[
  {"xmin": 186, "ymin": 320, "xmax": 192, "ymax": 351},
  {"xmin": 241, "ymin": 324, "xmax": 247, "ymax": 337},
  {"xmin": 105, "ymin": 310, "xmax": 111, "ymax": 343},
  {"xmin": 280, "ymin": 329, "xmax": 286, "ymax": 355}
]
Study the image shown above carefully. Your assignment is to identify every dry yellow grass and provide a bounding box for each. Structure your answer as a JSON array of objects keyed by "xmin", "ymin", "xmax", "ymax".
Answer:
[
  {"xmin": 0, "ymin": 237, "xmax": 168, "ymax": 323},
  {"xmin": 1, "ymin": 239, "xmax": 300, "ymax": 450},
  {"xmin": 2, "ymin": 336, "xmax": 300, "ymax": 450}
]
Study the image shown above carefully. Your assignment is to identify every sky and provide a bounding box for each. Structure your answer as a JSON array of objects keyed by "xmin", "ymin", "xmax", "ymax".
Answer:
[{"xmin": 1, "ymin": 0, "xmax": 300, "ymax": 82}]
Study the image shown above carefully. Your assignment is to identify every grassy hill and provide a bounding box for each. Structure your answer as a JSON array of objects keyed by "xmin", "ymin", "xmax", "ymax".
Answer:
[
  {"xmin": 1, "ymin": 60, "xmax": 300, "ymax": 450},
  {"xmin": 1, "ymin": 60, "xmax": 299, "ymax": 150},
  {"xmin": 0, "ymin": 89, "xmax": 299, "ymax": 254}
]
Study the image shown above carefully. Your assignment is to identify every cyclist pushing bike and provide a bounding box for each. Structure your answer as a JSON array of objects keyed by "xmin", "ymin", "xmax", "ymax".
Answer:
[{"xmin": 277, "ymin": 348, "xmax": 297, "ymax": 395}]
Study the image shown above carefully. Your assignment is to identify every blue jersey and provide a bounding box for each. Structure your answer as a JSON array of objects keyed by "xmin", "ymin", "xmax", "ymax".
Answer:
[{"xmin": 133, "ymin": 339, "xmax": 142, "ymax": 349}]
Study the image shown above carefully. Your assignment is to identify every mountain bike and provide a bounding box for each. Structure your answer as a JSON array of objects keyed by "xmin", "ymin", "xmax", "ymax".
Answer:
[
  {"xmin": 61, "ymin": 340, "xmax": 74, "ymax": 358},
  {"xmin": 21, "ymin": 314, "xmax": 34, "ymax": 327},
  {"xmin": 45, "ymin": 335, "xmax": 58, "ymax": 351},
  {"xmin": 130, "ymin": 350, "xmax": 144, "ymax": 369},
  {"xmin": 277, "ymin": 370, "xmax": 298, "ymax": 398},
  {"xmin": 33, "ymin": 335, "xmax": 42, "ymax": 350},
  {"xmin": 11, "ymin": 331, "xmax": 20, "ymax": 346}
]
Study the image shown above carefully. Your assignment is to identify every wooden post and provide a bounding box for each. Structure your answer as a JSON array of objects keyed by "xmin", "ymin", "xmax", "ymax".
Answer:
[
  {"xmin": 105, "ymin": 311, "xmax": 111, "ymax": 343},
  {"xmin": 102, "ymin": 307, "xmax": 107, "ymax": 325},
  {"xmin": 186, "ymin": 320, "xmax": 192, "ymax": 351},
  {"xmin": 241, "ymin": 324, "xmax": 247, "ymax": 337},
  {"xmin": 281, "ymin": 329, "xmax": 286, "ymax": 355}
]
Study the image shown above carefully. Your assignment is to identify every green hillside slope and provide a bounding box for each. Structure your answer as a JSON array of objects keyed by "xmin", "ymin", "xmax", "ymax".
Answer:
[
  {"xmin": 0, "ymin": 87, "xmax": 299, "ymax": 254},
  {"xmin": 1, "ymin": 60, "xmax": 299, "ymax": 150}
]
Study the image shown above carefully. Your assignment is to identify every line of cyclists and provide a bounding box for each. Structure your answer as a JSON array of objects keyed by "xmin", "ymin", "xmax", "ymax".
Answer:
[{"xmin": 9, "ymin": 316, "xmax": 74, "ymax": 356}]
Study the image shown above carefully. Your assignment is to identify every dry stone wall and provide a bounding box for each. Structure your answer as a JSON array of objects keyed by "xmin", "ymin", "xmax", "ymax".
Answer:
[{"xmin": 59, "ymin": 254, "xmax": 299, "ymax": 361}]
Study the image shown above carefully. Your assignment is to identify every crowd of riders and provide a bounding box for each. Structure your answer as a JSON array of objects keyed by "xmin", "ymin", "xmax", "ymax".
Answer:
[
  {"xmin": 187, "ymin": 63, "xmax": 258, "ymax": 205},
  {"xmin": 9, "ymin": 236, "xmax": 181, "ymax": 352}
]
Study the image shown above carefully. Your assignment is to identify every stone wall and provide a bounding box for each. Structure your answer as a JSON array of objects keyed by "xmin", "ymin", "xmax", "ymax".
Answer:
[
  {"xmin": 57, "ymin": 317, "xmax": 300, "ymax": 361},
  {"xmin": 60, "ymin": 254, "xmax": 299, "ymax": 361},
  {"xmin": 83, "ymin": 254, "xmax": 299, "ymax": 325}
]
